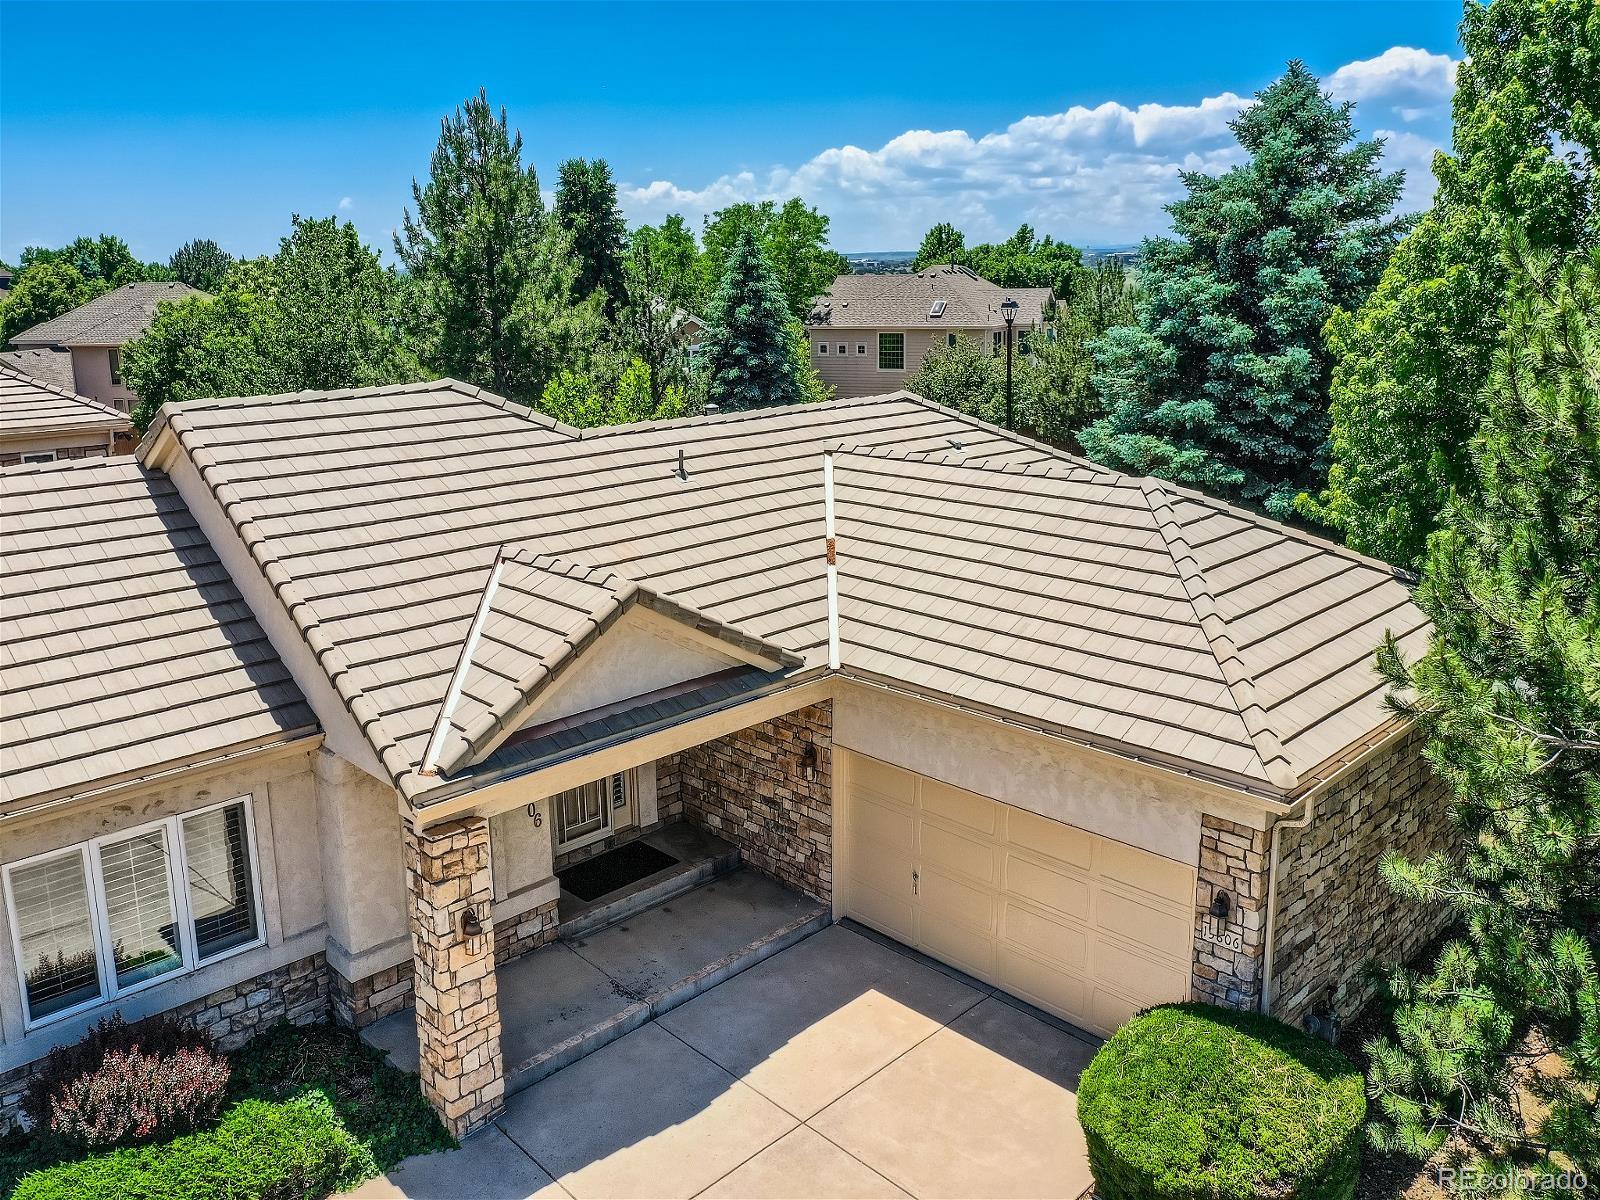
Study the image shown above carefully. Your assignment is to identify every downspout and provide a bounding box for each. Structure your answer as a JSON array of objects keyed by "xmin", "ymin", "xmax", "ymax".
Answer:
[
  {"xmin": 823, "ymin": 450, "xmax": 840, "ymax": 671},
  {"xmin": 1260, "ymin": 789, "xmax": 1317, "ymax": 1014}
]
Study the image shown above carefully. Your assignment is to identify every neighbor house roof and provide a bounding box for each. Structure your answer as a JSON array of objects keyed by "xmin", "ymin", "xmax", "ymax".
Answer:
[
  {"xmin": 8, "ymin": 281, "xmax": 201, "ymax": 348},
  {"xmin": 0, "ymin": 457, "xmax": 318, "ymax": 814},
  {"xmin": 0, "ymin": 361, "xmax": 131, "ymax": 442},
  {"xmin": 0, "ymin": 347, "xmax": 76, "ymax": 393},
  {"xmin": 807, "ymin": 265, "xmax": 1053, "ymax": 329},
  {"xmin": 129, "ymin": 379, "xmax": 1423, "ymax": 808}
]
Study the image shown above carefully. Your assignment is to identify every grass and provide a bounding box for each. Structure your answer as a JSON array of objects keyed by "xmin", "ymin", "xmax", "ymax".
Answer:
[{"xmin": 2, "ymin": 1020, "xmax": 453, "ymax": 1200}]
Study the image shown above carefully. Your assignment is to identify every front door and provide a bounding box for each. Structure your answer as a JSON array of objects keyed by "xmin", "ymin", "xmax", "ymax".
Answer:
[{"xmin": 554, "ymin": 774, "xmax": 628, "ymax": 852}]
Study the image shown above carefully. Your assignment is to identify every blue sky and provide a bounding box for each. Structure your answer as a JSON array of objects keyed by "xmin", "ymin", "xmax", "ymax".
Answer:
[{"xmin": 0, "ymin": 1, "xmax": 1465, "ymax": 263}]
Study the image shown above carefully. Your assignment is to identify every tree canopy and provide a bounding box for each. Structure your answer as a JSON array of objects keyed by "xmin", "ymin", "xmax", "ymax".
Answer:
[
  {"xmin": 0, "ymin": 260, "xmax": 101, "ymax": 345},
  {"xmin": 168, "ymin": 239, "xmax": 234, "ymax": 293},
  {"xmin": 699, "ymin": 199, "xmax": 849, "ymax": 321},
  {"xmin": 1080, "ymin": 60, "xmax": 1411, "ymax": 517},
  {"xmin": 912, "ymin": 223, "xmax": 966, "ymax": 271},
  {"xmin": 1304, "ymin": 0, "xmax": 1599, "ymax": 567},
  {"xmin": 701, "ymin": 228, "xmax": 806, "ymax": 411},
  {"xmin": 554, "ymin": 158, "xmax": 628, "ymax": 314},
  {"xmin": 1366, "ymin": 240, "xmax": 1600, "ymax": 1179}
]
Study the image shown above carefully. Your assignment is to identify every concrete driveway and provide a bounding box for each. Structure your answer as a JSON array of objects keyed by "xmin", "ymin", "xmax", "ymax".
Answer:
[{"xmin": 347, "ymin": 923, "xmax": 1097, "ymax": 1200}]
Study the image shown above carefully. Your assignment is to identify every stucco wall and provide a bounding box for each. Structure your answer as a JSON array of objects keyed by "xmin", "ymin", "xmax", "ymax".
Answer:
[
  {"xmin": 68, "ymin": 346, "xmax": 138, "ymax": 411},
  {"xmin": 831, "ymin": 682, "xmax": 1262, "ymax": 866},
  {"xmin": 313, "ymin": 749, "xmax": 408, "ymax": 986},
  {"xmin": 0, "ymin": 746, "xmax": 324, "ymax": 1072}
]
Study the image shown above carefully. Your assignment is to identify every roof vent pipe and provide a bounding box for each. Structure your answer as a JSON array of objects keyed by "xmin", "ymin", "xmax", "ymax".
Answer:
[{"xmin": 676, "ymin": 447, "xmax": 688, "ymax": 481}]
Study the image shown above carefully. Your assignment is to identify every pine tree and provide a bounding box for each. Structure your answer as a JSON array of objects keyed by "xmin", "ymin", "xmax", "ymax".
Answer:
[
  {"xmin": 168, "ymin": 239, "xmax": 233, "ymax": 293},
  {"xmin": 395, "ymin": 90, "xmax": 576, "ymax": 402},
  {"xmin": 1079, "ymin": 61, "xmax": 1410, "ymax": 517},
  {"xmin": 1305, "ymin": 0, "xmax": 1598, "ymax": 568},
  {"xmin": 701, "ymin": 229, "xmax": 804, "ymax": 412},
  {"xmin": 1367, "ymin": 241, "xmax": 1600, "ymax": 1178},
  {"xmin": 554, "ymin": 158, "xmax": 628, "ymax": 315}
]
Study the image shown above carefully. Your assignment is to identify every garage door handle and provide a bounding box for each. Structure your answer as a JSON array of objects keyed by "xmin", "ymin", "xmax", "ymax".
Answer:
[{"xmin": 912, "ymin": 869, "xmax": 919, "ymax": 896}]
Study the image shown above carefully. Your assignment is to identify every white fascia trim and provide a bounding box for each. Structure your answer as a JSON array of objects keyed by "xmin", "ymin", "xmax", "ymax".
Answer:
[{"xmin": 421, "ymin": 552, "xmax": 507, "ymax": 776}]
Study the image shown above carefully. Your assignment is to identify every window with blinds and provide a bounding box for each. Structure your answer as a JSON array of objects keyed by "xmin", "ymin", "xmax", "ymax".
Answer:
[{"xmin": 3, "ymin": 797, "xmax": 263, "ymax": 1029}]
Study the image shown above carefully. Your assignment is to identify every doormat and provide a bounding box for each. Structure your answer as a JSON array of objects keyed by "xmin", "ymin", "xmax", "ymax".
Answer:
[{"xmin": 558, "ymin": 840, "xmax": 678, "ymax": 902}]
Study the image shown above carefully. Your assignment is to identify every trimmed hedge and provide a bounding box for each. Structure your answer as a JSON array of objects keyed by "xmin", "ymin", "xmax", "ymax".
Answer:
[
  {"xmin": 9, "ymin": 1094, "xmax": 373, "ymax": 1200},
  {"xmin": 1077, "ymin": 1003, "xmax": 1365, "ymax": 1200}
]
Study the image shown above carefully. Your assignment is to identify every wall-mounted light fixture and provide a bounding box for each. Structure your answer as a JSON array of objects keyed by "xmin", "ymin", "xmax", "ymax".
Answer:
[
  {"xmin": 459, "ymin": 907, "xmax": 483, "ymax": 938},
  {"xmin": 1209, "ymin": 890, "xmax": 1231, "ymax": 922},
  {"xmin": 800, "ymin": 738, "xmax": 819, "ymax": 782}
]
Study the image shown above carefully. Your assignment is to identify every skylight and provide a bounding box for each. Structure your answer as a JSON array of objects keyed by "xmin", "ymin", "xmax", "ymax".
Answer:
[{"xmin": 929, "ymin": 299, "xmax": 947, "ymax": 318}]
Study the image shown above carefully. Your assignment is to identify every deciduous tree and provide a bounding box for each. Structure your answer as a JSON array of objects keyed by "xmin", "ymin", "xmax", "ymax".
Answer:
[
  {"xmin": 1304, "ymin": 0, "xmax": 1598, "ymax": 567},
  {"xmin": 1080, "ymin": 61, "xmax": 1410, "ymax": 516},
  {"xmin": 700, "ymin": 199, "xmax": 849, "ymax": 321},
  {"xmin": 912, "ymin": 223, "xmax": 966, "ymax": 270},
  {"xmin": 0, "ymin": 261, "xmax": 102, "ymax": 345}
]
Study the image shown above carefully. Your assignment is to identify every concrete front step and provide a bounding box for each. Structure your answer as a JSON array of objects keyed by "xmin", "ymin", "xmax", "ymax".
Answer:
[
  {"xmin": 556, "ymin": 824, "xmax": 742, "ymax": 942},
  {"xmin": 509, "ymin": 896, "xmax": 830, "ymax": 1093},
  {"xmin": 361, "ymin": 866, "xmax": 830, "ymax": 1104}
]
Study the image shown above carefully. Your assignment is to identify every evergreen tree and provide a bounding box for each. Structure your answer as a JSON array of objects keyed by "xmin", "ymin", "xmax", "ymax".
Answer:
[
  {"xmin": 168, "ymin": 239, "xmax": 234, "ymax": 292},
  {"xmin": 554, "ymin": 158, "xmax": 628, "ymax": 314},
  {"xmin": 700, "ymin": 199, "xmax": 850, "ymax": 321},
  {"xmin": 1305, "ymin": 0, "xmax": 1598, "ymax": 568},
  {"xmin": 1080, "ymin": 61, "xmax": 1410, "ymax": 516},
  {"xmin": 913, "ymin": 222, "xmax": 966, "ymax": 270},
  {"xmin": 1366, "ymin": 241, "xmax": 1600, "ymax": 1178},
  {"xmin": 701, "ymin": 229, "xmax": 804, "ymax": 411},
  {"xmin": 396, "ymin": 90, "xmax": 578, "ymax": 402}
]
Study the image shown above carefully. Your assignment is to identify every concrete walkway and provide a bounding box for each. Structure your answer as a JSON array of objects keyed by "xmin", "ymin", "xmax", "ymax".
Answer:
[{"xmin": 346, "ymin": 923, "xmax": 1098, "ymax": 1200}]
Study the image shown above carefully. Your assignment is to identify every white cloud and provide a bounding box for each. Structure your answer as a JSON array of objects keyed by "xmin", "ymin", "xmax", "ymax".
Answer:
[
  {"xmin": 339, "ymin": 196, "xmax": 354, "ymax": 210},
  {"xmin": 1374, "ymin": 128, "xmax": 1444, "ymax": 212},
  {"xmin": 620, "ymin": 47, "xmax": 1451, "ymax": 248},
  {"xmin": 1326, "ymin": 47, "xmax": 1458, "ymax": 103}
]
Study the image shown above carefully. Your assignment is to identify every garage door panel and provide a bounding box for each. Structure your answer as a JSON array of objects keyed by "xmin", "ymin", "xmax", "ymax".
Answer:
[
  {"xmin": 999, "ymin": 948, "xmax": 1089, "ymax": 1022},
  {"xmin": 919, "ymin": 823, "xmax": 998, "ymax": 886},
  {"xmin": 920, "ymin": 778, "xmax": 997, "ymax": 835},
  {"xmin": 1001, "ymin": 901, "xmax": 1088, "ymax": 971},
  {"xmin": 1097, "ymin": 837, "xmax": 1193, "ymax": 900},
  {"xmin": 841, "ymin": 751, "xmax": 1195, "ymax": 1039},
  {"xmin": 1096, "ymin": 887, "xmax": 1191, "ymax": 958},
  {"xmin": 853, "ymin": 794, "xmax": 915, "ymax": 854},
  {"xmin": 918, "ymin": 867, "xmax": 997, "ymax": 932},
  {"xmin": 1095, "ymin": 938, "xmax": 1191, "ymax": 1008},
  {"xmin": 1007, "ymin": 807, "xmax": 1093, "ymax": 871},
  {"xmin": 917, "ymin": 909, "xmax": 995, "ymax": 978},
  {"xmin": 1003, "ymin": 853, "xmax": 1091, "ymax": 920}
]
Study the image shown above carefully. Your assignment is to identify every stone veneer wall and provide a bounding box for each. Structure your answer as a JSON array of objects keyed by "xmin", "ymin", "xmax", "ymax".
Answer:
[
  {"xmin": 330, "ymin": 959, "xmax": 415, "ymax": 1029},
  {"xmin": 1270, "ymin": 728, "xmax": 1452, "ymax": 1027},
  {"xmin": 494, "ymin": 898, "xmax": 561, "ymax": 965},
  {"xmin": 657, "ymin": 702, "xmax": 833, "ymax": 903},
  {"xmin": 1, "ymin": 952, "xmax": 330, "ymax": 1132},
  {"xmin": 403, "ymin": 817, "xmax": 505, "ymax": 1139},
  {"xmin": 1192, "ymin": 817, "xmax": 1270, "ymax": 1010}
]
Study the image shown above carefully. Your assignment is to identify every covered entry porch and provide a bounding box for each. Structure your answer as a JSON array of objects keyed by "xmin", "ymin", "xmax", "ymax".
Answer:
[{"xmin": 391, "ymin": 686, "xmax": 835, "ymax": 1137}]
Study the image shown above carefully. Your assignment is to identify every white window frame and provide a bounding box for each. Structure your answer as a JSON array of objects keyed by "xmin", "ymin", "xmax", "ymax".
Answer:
[
  {"xmin": 817, "ymin": 341, "xmax": 828, "ymax": 355},
  {"xmin": 3, "ymin": 796, "xmax": 265, "ymax": 1031},
  {"xmin": 877, "ymin": 331, "xmax": 906, "ymax": 371},
  {"xmin": 856, "ymin": 343, "xmax": 866, "ymax": 355},
  {"xmin": 836, "ymin": 343, "xmax": 847, "ymax": 356},
  {"xmin": 21, "ymin": 452, "xmax": 57, "ymax": 464}
]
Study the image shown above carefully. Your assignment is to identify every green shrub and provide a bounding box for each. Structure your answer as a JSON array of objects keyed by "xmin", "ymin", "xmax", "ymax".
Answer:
[
  {"xmin": 1077, "ymin": 1003, "xmax": 1366, "ymax": 1200},
  {"xmin": 10, "ymin": 1094, "xmax": 373, "ymax": 1200}
]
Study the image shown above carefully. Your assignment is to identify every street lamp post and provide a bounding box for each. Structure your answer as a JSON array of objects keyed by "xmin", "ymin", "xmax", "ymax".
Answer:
[{"xmin": 1000, "ymin": 297, "xmax": 1019, "ymax": 430}]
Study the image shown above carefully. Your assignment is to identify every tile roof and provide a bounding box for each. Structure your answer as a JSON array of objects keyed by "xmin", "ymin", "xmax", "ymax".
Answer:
[
  {"xmin": 0, "ymin": 347, "xmax": 76, "ymax": 393},
  {"xmin": 8, "ymin": 281, "xmax": 201, "ymax": 348},
  {"xmin": 0, "ymin": 361, "xmax": 131, "ymax": 441},
  {"xmin": 421, "ymin": 550, "xmax": 803, "ymax": 778},
  {"xmin": 134, "ymin": 378, "xmax": 1422, "ymax": 807},
  {"xmin": 0, "ymin": 457, "xmax": 319, "ymax": 813},
  {"xmin": 807, "ymin": 265, "xmax": 1053, "ymax": 329}
]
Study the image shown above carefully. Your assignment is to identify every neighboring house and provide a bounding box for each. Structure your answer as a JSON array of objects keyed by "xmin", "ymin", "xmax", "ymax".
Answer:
[
  {"xmin": 0, "ymin": 379, "xmax": 1451, "ymax": 1139},
  {"xmin": 806, "ymin": 265, "xmax": 1052, "ymax": 397},
  {"xmin": 5, "ymin": 281, "xmax": 200, "ymax": 412},
  {"xmin": 0, "ymin": 361, "xmax": 135, "ymax": 466},
  {"xmin": 0, "ymin": 267, "xmax": 13, "ymax": 302}
]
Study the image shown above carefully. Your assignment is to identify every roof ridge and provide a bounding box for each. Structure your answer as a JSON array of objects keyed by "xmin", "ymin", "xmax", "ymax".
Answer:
[
  {"xmin": 571, "ymin": 392, "xmax": 918, "ymax": 439},
  {"xmin": 1140, "ymin": 478, "xmax": 1297, "ymax": 790},
  {"xmin": 162, "ymin": 408, "xmax": 422, "ymax": 794}
]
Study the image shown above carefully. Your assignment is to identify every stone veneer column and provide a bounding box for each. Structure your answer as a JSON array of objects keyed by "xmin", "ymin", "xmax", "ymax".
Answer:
[
  {"xmin": 403, "ymin": 816, "xmax": 505, "ymax": 1138},
  {"xmin": 1191, "ymin": 814, "xmax": 1269, "ymax": 1010}
]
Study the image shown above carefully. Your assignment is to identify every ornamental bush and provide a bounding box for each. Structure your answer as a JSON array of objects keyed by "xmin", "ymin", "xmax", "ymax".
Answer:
[
  {"xmin": 10, "ymin": 1094, "xmax": 371, "ymax": 1200},
  {"xmin": 22, "ymin": 1013, "xmax": 230, "ymax": 1153},
  {"xmin": 1077, "ymin": 1003, "xmax": 1365, "ymax": 1200}
]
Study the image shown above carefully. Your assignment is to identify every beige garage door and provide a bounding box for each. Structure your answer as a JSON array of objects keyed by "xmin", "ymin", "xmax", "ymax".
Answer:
[{"xmin": 842, "ymin": 750, "xmax": 1195, "ymax": 1037}]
